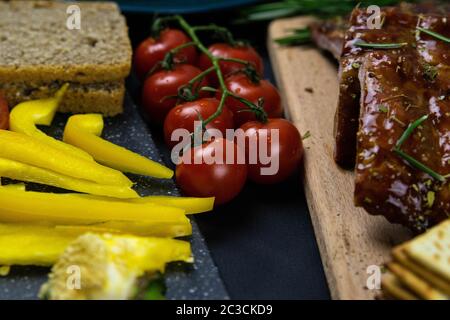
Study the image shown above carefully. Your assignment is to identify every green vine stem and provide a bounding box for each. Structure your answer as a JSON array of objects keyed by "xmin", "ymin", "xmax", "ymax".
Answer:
[
  {"xmin": 169, "ymin": 15, "xmax": 267, "ymax": 127},
  {"xmin": 177, "ymin": 66, "xmax": 215, "ymax": 101},
  {"xmin": 154, "ymin": 41, "xmax": 197, "ymax": 72}
]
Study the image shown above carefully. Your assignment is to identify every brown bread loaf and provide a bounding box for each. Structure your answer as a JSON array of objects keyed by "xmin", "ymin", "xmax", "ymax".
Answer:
[{"xmin": 0, "ymin": 1, "xmax": 132, "ymax": 115}]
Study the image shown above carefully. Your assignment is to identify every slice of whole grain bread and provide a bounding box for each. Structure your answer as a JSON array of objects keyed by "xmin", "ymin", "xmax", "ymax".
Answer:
[{"xmin": 0, "ymin": 1, "xmax": 131, "ymax": 84}]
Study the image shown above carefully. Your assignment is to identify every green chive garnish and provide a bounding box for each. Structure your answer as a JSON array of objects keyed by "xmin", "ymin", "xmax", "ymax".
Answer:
[
  {"xmin": 354, "ymin": 40, "xmax": 408, "ymax": 49},
  {"xmin": 378, "ymin": 105, "xmax": 388, "ymax": 113},
  {"xmin": 394, "ymin": 149, "xmax": 445, "ymax": 182},
  {"xmin": 275, "ymin": 27, "xmax": 311, "ymax": 46},
  {"xmin": 395, "ymin": 114, "xmax": 428, "ymax": 149},
  {"xmin": 394, "ymin": 114, "xmax": 446, "ymax": 182},
  {"xmin": 423, "ymin": 63, "xmax": 438, "ymax": 82},
  {"xmin": 427, "ymin": 191, "xmax": 435, "ymax": 208},
  {"xmin": 417, "ymin": 27, "xmax": 450, "ymax": 44}
]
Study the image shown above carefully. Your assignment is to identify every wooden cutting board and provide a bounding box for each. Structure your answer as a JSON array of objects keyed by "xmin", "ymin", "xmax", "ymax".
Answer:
[{"xmin": 267, "ymin": 16, "xmax": 412, "ymax": 300}]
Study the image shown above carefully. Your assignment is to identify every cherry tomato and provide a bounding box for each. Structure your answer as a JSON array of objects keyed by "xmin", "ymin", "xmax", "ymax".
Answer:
[
  {"xmin": 142, "ymin": 64, "xmax": 209, "ymax": 124},
  {"xmin": 164, "ymin": 98, "xmax": 234, "ymax": 148},
  {"xmin": 176, "ymin": 138, "xmax": 247, "ymax": 205},
  {"xmin": 239, "ymin": 118, "xmax": 303, "ymax": 184},
  {"xmin": 218, "ymin": 73, "xmax": 283, "ymax": 127},
  {"xmin": 198, "ymin": 43, "xmax": 263, "ymax": 86},
  {"xmin": 0, "ymin": 92, "xmax": 9, "ymax": 130},
  {"xmin": 134, "ymin": 29, "xmax": 198, "ymax": 80}
]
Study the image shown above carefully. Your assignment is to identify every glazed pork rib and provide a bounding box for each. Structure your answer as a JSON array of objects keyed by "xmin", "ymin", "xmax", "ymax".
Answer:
[
  {"xmin": 354, "ymin": 13, "xmax": 450, "ymax": 231},
  {"xmin": 310, "ymin": 17, "xmax": 347, "ymax": 60},
  {"xmin": 333, "ymin": 7, "xmax": 424, "ymax": 168},
  {"xmin": 308, "ymin": 2, "xmax": 449, "ymax": 64},
  {"xmin": 332, "ymin": 2, "xmax": 450, "ymax": 168}
]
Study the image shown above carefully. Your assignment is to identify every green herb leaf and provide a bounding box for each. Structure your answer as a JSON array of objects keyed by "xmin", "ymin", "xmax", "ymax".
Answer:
[
  {"xmin": 417, "ymin": 27, "xmax": 450, "ymax": 44},
  {"xmin": 394, "ymin": 148, "xmax": 445, "ymax": 182},
  {"xmin": 423, "ymin": 63, "xmax": 438, "ymax": 82},
  {"xmin": 378, "ymin": 104, "xmax": 388, "ymax": 113},
  {"xmin": 236, "ymin": 0, "xmax": 408, "ymax": 23},
  {"xmin": 143, "ymin": 276, "xmax": 166, "ymax": 300},
  {"xmin": 275, "ymin": 28, "xmax": 311, "ymax": 46},
  {"xmin": 394, "ymin": 114, "xmax": 447, "ymax": 182},
  {"xmin": 302, "ymin": 130, "xmax": 311, "ymax": 140},
  {"xmin": 354, "ymin": 40, "xmax": 408, "ymax": 49},
  {"xmin": 427, "ymin": 191, "xmax": 435, "ymax": 208},
  {"xmin": 395, "ymin": 114, "xmax": 428, "ymax": 149}
]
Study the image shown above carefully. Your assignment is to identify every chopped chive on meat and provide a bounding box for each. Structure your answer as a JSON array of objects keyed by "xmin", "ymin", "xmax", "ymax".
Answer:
[
  {"xmin": 423, "ymin": 63, "xmax": 438, "ymax": 82},
  {"xmin": 378, "ymin": 104, "xmax": 388, "ymax": 113},
  {"xmin": 354, "ymin": 40, "xmax": 408, "ymax": 49},
  {"xmin": 427, "ymin": 191, "xmax": 435, "ymax": 208},
  {"xmin": 417, "ymin": 27, "xmax": 450, "ymax": 43}
]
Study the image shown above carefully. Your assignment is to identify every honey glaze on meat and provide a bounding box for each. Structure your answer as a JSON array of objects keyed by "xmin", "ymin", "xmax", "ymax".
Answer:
[
  {"xmin": 354, "ymin": 14, "xmax": 450, "ymax": 232},
  {"xmin": 335, "ymin": 7, "xmax": 421, "ymax": 168}
]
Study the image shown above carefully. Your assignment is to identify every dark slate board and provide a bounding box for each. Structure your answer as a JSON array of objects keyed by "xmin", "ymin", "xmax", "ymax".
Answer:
[{"xmin": 0, "ymin": 94, "xmax": 229, "ymax": 300}]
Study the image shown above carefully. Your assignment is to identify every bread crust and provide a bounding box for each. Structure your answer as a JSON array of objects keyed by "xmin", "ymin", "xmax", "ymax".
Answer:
[{"xmin": 1, "ymin": 81, "xmax": 125, "ymax": 117}]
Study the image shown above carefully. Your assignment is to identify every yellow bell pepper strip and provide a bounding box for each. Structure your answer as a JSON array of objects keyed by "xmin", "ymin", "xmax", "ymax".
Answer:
[
  {"xmin": 63, "ymin": 114, "xmax": 174, "ymax": 179},
  {"xmin": 0, "ymin": 129, "xmax": 132, "ymax": 187},
  {"xmin": 0, "ymin": 186, "xmax": 189, "ymax": 227},
  {"xmin": 0, "ymin": 223, "xmax": 76, "ymax": 266},
  {"xmin": 55, "ymin": 219, "xmax": 192, "ymax": 238},
  {"xmin": 69, "ymin": 193, "xmax": 215, "ymax": 214},
  {"xmin": 9, "ymin": 84, "xmax": 93, "ymax": 161},
  {"xmin": 0, "ymin": 157, "xmax": 138, "ymax": 199},
  {"xmin": 0, "ymin": 224, "xmax": 192, "ymax": 267},
  {"xmin": 131, "ymin": 196, "xmax": 214, "ymax": 214}
]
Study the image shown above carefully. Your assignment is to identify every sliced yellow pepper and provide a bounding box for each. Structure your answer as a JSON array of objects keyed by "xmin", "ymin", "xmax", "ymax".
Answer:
[
  {"xmin": 9, "ymin": 84, "xmax": 93, "ymax": 161},
  {"xmin": 54, "ymin": 220, "xmax": 192, "ymax": 238},
  {"xmin": 0, "ymin": 129, "xmax": 132, "ymax": 187},
  {"xmin": 131, "ymin": 196, "xmax": 215, "ymax": 214},
  {"xmin": 0, "ymin": 186, "xmax": 189, "ymax": 226},
  {"xmin": 63, "ymin": 114, "xmax": 174, "ymax": 179},
  {"xmin": 0, "ymin": 157, "xmax": 138, "ymax": 199},
  {"xmin": 69, "ymin": 193, "xmax": 215, "ymax": 214},
  {"xmin": 0, "ymin": 223, "xmax": 76, "ymax": 266},
  {"xmin": 0, "ymin": 224, "xmax": 192, "ymax": 267}
]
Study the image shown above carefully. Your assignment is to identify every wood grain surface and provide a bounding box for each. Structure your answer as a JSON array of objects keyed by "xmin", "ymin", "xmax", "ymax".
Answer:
[{"xmin": 267, "ymin": 16, "xmax": 412, "ymax": 300}]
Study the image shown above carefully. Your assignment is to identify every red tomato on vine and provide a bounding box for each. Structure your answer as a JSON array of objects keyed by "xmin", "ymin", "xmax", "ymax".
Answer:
[
  {"xmin": 176, "ymin": 138, "xmax": 247, "ymax": 205},
  {"xmin": 134, "ymin": 28, "xmax": 198, "ymax": 80},
  {"xmin": 239, "ymin": 118, "xmax": 303, "ymax": 184},
  {"xmin": 164, "ymin": 98, "xmax": 234, "ymax": 148},
  {"xmin": 141, "ymin": 64, "xmax": 209, "ymax": 124},
  {"xmin": 218, "ymin": 73, "xmax": 283, "ymax": 127},
  {"xmin": 198, "ymin": 43, "xmax": 263, "ymax": 85}
]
